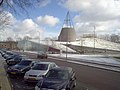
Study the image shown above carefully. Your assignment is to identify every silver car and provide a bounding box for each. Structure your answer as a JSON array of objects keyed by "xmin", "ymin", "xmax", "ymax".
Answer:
[{"xmin": 24, "ymin": 62, "xmax": 58, "ymax": 83}]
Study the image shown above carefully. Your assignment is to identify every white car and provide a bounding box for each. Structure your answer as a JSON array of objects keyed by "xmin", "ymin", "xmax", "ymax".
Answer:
[{"xmin": 24, "ymin": 62, "xmax": 58, "ymax": 83}]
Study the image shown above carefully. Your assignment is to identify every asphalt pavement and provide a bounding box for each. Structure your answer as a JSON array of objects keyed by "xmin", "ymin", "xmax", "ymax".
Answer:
[
  {"xmin": 46, "ymin": 57, "xmax": 120, "ymax": 90},
  {"xmin": 7, "ymin": 51, "xmax": 120, "ymax": 90}
]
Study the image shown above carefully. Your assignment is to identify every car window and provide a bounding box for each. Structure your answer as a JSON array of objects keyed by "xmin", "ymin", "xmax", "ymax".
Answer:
[
  {"xmin": 32, "ymin": 64, "xmax": 48, "ymax": 70},
  {"xmin": 14, "ymin": 56, "xmax": 22, "ymax": 60},
  {"xmin": 31, "ymin": 63, "xmax": 34, "ymax": 66},
  {"xmin": 18, "ymin": 61, "xmax": 32, "ymax": 66},
  {"xmin": 50, "ymin": 63, "xmax": 56, "ymax": 68},
  {"xmin": 52, "ymin": 64, "xmax": 56, "ymax": 67},
  {"xmin": 49, "ymin": 64, "xmax": 53, "ymax": 69},
  {"xmin": 46, "ymin": 70, "xmax": 69, "ymax": 79}
]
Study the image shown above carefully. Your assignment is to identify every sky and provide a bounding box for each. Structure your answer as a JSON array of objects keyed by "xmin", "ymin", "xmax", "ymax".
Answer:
[{"xmin": 1, "ymin": 0, "xmax": 120, "ymax": 41}]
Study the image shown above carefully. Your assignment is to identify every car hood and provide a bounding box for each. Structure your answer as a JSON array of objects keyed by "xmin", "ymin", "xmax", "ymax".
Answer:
[
  {"xmin": 39, "ymin": 78, "xmax": 68, "ymax": 89},
  {"xmin": 12, "ymin": 65, "xmax": 26, "ymax": 70},
  {"xmin": 26, "ymin": 70, "xmax": 47, "ymax": 76}
]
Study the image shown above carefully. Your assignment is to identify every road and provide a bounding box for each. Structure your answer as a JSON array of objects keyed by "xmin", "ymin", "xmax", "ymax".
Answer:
[
  {"xmin": 4, "ymin": 52, "xmax": 120, "ymax": 90},
  {"xmin": 42, "ymin": 56, "xmax": 120, "ymax": 90}
]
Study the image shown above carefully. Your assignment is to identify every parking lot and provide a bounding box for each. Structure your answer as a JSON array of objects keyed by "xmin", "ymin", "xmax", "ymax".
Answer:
[{"xmin": 1, "ymin": 50, "xmax": 120, "ymax": 90}]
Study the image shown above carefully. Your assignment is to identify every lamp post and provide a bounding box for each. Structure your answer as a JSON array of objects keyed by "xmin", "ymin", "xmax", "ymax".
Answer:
[
  {"xmin": 81, "ymin": 39, "xmax": 85, "ymax": 54},
  {"xmin": 37, "ymin": 31, "xmax": 40, "ymax": 54},
  {"xmin": 66, "ymin": 41, "xmax": 68, "ymax": 60},
  {"xmin": 93, "ymin": 25, "xmax": 96, "ymax": 54}
]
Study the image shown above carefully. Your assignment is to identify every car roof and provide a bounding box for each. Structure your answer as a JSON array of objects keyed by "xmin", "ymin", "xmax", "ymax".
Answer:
[
  {"xmin": 20, "ymin": 59, "xmax": 34, "ymax": 62},
  {"xmin": 51, "ymin": 66, "xmax": 73, "ymax": 72},
  {"xmin": 36, "ymin": 61, "xmax": 55, "ymax": 64}
]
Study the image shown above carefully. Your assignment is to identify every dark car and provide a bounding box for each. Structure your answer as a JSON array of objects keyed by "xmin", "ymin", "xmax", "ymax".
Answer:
[
  {"xmin": 5, "ymin": 54, "xmax": 19, "ymax": 61},
  {"xmin": 35, "ymin": 67, "xmax": 76, "ymax": 90},
  {"xmin": 7, "ymin": 59, "xmax": 37, "ymax": 76},
  {"xmin": 1, "ymin": 50, "xmax": 14, "ymax": 59},
  {"xmin": 37, "ymin": 52, "xmax": 48, "ymax": 59},
  {"xmin": 6, "ymin": 55, "xmax": 22, "ymax": 66}
]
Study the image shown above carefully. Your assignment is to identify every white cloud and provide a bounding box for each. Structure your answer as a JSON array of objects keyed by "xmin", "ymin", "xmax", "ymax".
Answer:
[
  {"xmin": 0, "ymin": 13, "xmax": 60, "ymax": 41},
  {"xmin": 13, "ymin": 19, "xmax": 44, "ymax": 39},
  {"xmin": 60, "ymin": 0, "xmax": 120, "ymax": 35},
  {"xmin": 37, "ymin": 0, "xmax": 51, "ymax": 7},
  {"xmin": 36, "ymin": 15, "xmax": 60, "ymax": 27},
  {"xmin": 0, "ymin": 14, "xmax": 45, "ymax": 41},
  {"xmin": 0, "ymin": 11, "xmax": 16, "ymax": 41},
  {"xmin": 75, "ymin": 20, "xmax": 120, "ymax": 35}
]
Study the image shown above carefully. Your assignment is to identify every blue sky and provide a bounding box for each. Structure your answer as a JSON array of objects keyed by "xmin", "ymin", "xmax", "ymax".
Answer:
[
  {"xmin": 10, "ymin": 0, "xmax": 76, "ymax": 39},
  {"xmin": 1, "ymin": 0, "xmax": 120, "ymax": 40}
]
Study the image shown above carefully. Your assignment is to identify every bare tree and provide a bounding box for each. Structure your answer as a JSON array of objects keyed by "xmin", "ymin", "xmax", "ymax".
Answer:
[
  {"xmin": 23, "ymin": 36, "xmax": 32, "ymax": 40},
  {"xmin": 0, "ymin": 11, "xmax": 11, "ymax": 29},
  {"xmin": 0, "ymin": 0, "xmax": 41, "ymax": 14},
  {"xmin": 6, "ymin": 36, "xmax": 13, "ymax": 41},
  {"xmin": 0, "ymin": 0, "xmax": 42, "ymax": 30},
  {"xmin": 110, "ymin": 34, "xmax": 119, "ymax": 43}
]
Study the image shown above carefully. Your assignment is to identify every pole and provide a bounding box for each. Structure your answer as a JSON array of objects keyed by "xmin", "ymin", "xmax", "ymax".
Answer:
[
  {"xmin": 94, "ymin": 25, "xmax": 96, "ymax": 54},
  {"xmin": 66, "ymin": 41, "xmax": 68, "ymax": 60},
  {"xmin": 38, "ymin": 31, "xmax": 40, "ymax": 54}
]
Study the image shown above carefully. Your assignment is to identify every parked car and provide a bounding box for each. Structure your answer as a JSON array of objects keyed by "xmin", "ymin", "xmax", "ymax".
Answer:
[
  {"xmin": 35, "ymin": 67, "xmax": 76, "ymax": 90},
  {"xmin": 6, "ymin": 55, "xmax": 22, "ymax": 66},
  {"xmin": 6, "ymin": 54, "xmax": 28, "ymax": 66},
  {"xmin": 37, "ymin": 52, "xmax": 48, "ymax": 59},
  {"xmin": 24, "ymin": 62, "xmax": 57, "ymax": 83},
  {"xmin": 5, "ymin": 54, "xmax": 19, "ymax": 62},
  {"xmin": 7, "ymin": 59, "xmax": 37, "ymax": 76},
  {"xmin": 1, "ymin": 52, "xmax": 6, "ymax": 57},
  {"xmin": 1, "ymin": 50, "xmax": 14, "ymax": 59}
]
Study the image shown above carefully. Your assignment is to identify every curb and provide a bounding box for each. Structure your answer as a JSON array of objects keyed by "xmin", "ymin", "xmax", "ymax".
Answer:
[{"xmin": 0, "ymin": 58, "xmax": 12, "ymax": 90}]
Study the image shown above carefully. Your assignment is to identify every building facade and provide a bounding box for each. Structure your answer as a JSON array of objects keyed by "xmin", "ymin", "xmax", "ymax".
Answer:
[{"xmin": 0, "ymin": 41, "xmax": 18, "ymax": 50}]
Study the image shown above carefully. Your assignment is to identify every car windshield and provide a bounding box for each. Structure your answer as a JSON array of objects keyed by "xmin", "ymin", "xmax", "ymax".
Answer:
[
  {"xmin": 18, "ymin": 60, "xmax": 32, "ymax": 66},
  {"xmin": 9, "ymin": 55, "xmax": 18, "ymax": 59},
  {"xmin": 46, "ymin": 70, "xmax": 69, "ymax": 80},
  {"xmin": 14, "ymin": 56, "xmax": 22, "ymax": 60},
  {"xmin": 32, "ymin": 64, "xmax": 48, "ymax": 70}
]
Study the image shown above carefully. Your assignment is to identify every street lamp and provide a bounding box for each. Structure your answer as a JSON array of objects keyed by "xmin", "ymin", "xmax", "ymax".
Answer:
[
  {"xmin": 37, "ymin": 31, "xmax": 40, "ymax": 54},
  {"xmin": 93, "ymin": 25, "xmax": 96, "ymax": 54}
]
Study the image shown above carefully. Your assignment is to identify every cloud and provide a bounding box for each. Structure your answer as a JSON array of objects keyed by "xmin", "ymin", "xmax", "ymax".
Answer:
[
  {"xmin": 13, "ymin": 19, "xmax": 44, "ymax": 39},
  {"xmin": 0, "ymin": 11, "xmax": 17, "ymax": 41},
  {"xmin": 37, "ymin": 0, "xmax": 51, "ymax": 7},
  {"xmin": 0, "ymin": 13, "xmax": 45, "ymax": 41},
  {"xmin": 75, "ymin": 20, "xmax": 120, "ymax": 35},
  {"xmin": 60, "ymin": 0, "xmax": 120, "ymax": 35},
  {"xmin": 36, "ymin": 15, "xmax": 60, "ymax": 27},
  {"xmin": 0, "ymin": 12, "xmax": 60, "ymax": 41}
]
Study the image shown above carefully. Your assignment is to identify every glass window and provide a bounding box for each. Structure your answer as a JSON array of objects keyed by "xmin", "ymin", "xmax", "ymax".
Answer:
[
  {"xmin": 32, "ymin": 64, "xmax": 48, "ymax": 70},
  {"xmin": 46, "ymin": 70, "xmax": 69, "ymax": 80},
  {"xmin": 18, "ymin": 60, "xmax": 32, "ymax": 66}
]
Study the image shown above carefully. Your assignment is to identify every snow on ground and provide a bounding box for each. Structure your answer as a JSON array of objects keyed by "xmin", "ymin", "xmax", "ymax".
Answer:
[
  {"xmin": 23, "ymin": 50, "xmax": 120, "ymax": 66},
  {"xmin": 49, "ymin": 54, "xmax": 120, "ymax": 66},
  {"xmin": 70, "ymin": 38, "xmax": 120, "ymax": 51},
  {"xmin": 20, "ymin": 50, "xmax": 120, "ymax": 72},
  {"xmin": 20, "ymin": 50, "xmax": 120, "ymax": 67}
]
